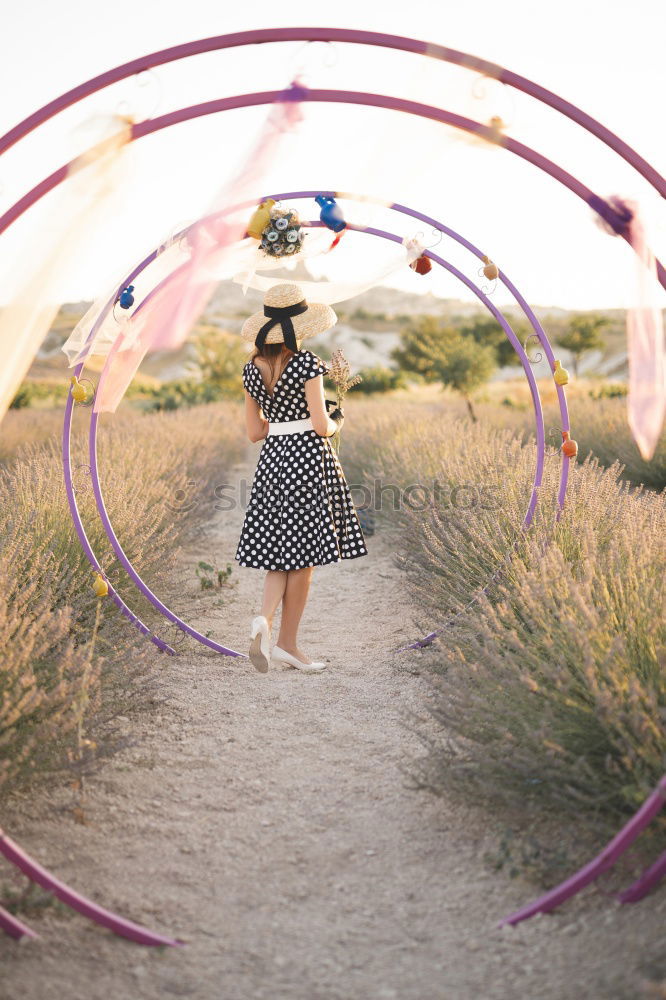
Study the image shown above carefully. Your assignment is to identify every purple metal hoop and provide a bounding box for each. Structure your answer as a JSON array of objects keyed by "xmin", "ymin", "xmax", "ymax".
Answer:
[
  {"xmin": 500, "ymin": 776, "xmax": 666, "ymax": 925},
  {"xmin": 2, "ymin": 88, "xmax": 664, "ymax": 293},
  {"xmin": 87, "ymin": 406, "xmax": 245, "ymax": 658},
  {"xmin": 618, "ymin": 849, "xmax": 666, "ymax": 903},
  {"xmin": 0, "ymin": 904, "xmax": 38, "ymax": 941},
  {"xmin": 72, "ymin": 192, "xmax": 551, "ymax": 659},
  {"xmin": 9, "ymin": 71, "xmax": 638, "ymax": 650},
  {"xmin": 0, "ymin": 828, "xmax": 182, "ymax": 946},
  {"xmin": 2, "ymin": 30, "xmax": 662, "ymax": 939},
  {"xmin": 63, "ymin": 289, "xmax": 246, "ymax": 656},
  {"xmin": 63, "ymin": 373, "xmax": 176, "ymax": 655},
  {"xmin": 1, "ymin": 27, "xmax": 663, "ymax": 199}
]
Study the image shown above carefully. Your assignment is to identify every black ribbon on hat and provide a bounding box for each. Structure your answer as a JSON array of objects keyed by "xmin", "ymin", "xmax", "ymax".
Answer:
[{"xmin": 254, "ymin": 299, "xmax": 308, "ymax": 352}]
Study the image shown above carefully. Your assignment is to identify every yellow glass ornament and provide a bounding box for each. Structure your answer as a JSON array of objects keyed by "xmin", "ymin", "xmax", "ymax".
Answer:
[
  {"xmin": 246, "ymin": 199, "xmax": 276, "ymax": 240},
  {"xmin": 553, "ymin": 360, "xmax": 569, "ymax": 386},
  {"xmin": 70, "ymin": 375, "xmax": 88, "ymax": 402}
]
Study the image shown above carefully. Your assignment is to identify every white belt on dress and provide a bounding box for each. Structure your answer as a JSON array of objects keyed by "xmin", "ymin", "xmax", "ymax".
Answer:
[{"xmin": 267, "ymin": 417, "xmax": 315, "ymax": 436}]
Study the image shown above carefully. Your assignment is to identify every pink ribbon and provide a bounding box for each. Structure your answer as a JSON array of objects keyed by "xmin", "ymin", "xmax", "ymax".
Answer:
[
  {"xmin": 595, "ymin": 196, "xmax": 665, "ymax": 460},
  {"xmin": 625, "ymin": 204, "xmax": 666, "ymax": 460},
  {"xmin": 94, "ymin": 81, "xmax": 306, "ymax": 413}
]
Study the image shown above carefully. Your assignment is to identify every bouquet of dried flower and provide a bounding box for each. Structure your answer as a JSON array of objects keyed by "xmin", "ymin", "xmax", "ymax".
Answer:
[
  {"xmin": 326, "ymin": 349, "xmax": 362, "ymax": 454},
  {"xmin": 259, "ymin": 205, "xmax": 305, "ymax": 258}
]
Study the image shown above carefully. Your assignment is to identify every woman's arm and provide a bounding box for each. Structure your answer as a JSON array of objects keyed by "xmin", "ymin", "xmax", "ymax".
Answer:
[
  {"xmin": 305, "ymin": 375, "xmax": 339, "ymax": 437},
  {"xmin": 244, "ymin": 391, "xmax": 268, "ymax": 442}
]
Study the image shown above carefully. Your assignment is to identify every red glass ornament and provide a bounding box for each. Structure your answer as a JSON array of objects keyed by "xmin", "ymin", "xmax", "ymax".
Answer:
[
  {"xmin": 561, "ymin": 430, "xmax": 578, "ymax": 458},
  {"xmin": 410, "ymin": 254, "xmax": 432, "ymax": 275}
]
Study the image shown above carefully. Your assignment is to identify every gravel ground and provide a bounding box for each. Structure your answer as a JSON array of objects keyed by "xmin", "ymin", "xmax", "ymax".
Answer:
[{"xmin": 1, "ymin": 449, "xmax": 664, "ymax": 1000}]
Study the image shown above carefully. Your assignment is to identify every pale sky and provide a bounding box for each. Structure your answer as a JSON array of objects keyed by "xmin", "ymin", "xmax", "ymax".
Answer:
[{"xmin": 2, "ymin": 0, "xmax": 665, "ymax": 310}]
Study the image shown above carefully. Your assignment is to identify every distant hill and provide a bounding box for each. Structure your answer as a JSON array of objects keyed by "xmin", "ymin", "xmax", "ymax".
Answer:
[{"xmin": 21, "ymin": 266, "xmax": 641, "ymax": 385}]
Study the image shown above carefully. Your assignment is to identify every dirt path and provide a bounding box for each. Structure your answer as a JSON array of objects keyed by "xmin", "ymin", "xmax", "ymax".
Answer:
[{"xmin": 1, "ymin": 448, "xmax": 664, "ymax": 1000}]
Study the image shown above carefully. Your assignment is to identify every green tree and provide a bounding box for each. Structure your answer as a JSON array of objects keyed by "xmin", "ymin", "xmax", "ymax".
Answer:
[
  {"xmin": 391, "ymin": 315, "xmax": 448, "ymax": 380},
  {"xmin": 9, "ymin": 383, "xmax": 35, "ymax": 409},
  {"xmin": 460, "ymin": 316, "xmax": 529, "ymax": 369},
  {"xmin": 355, "ymin": 366, "xmax": 406, "ymax": 394},
  {"xmin": 193, "ymin": 327, "xmax": 247, "ymax": 397},
  {"xmin": 392, "ymin": 317, "xmax": 496, "ymax": 421},
  {"xmin": 145, "ymin": 378, "xmax": 223, "ymax": 412},
  {"xmin": 555, "ymin": 314, "xmax": 608, "ymax": 377}
]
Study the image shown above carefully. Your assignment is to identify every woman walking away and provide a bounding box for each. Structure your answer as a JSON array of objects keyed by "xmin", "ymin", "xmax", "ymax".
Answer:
[{"xmin": 235, "ymin": 282, "xmax": 368, "ymax": 674}]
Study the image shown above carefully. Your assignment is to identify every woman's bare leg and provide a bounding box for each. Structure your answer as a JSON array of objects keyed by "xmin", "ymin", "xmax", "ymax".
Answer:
[
  {"xmin": 260, "ymin": 570, "xmax": 287, "ymax": 631},
  {"xmin": 277, "ymin": 566, "xmax": 314, "ymax": 660}
]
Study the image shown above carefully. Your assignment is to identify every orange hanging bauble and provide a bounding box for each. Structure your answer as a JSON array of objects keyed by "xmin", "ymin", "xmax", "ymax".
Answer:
[
  {"xmin": 561, "ymin": 430, "xmax": 578, "ymax": 458},
  {"xmin": 410, "ymin": 254, "xmax": 432, "ymax": 275},
  {"xmin": 482, "ymin": 255, "xmax": 499, "ymax": 280}
]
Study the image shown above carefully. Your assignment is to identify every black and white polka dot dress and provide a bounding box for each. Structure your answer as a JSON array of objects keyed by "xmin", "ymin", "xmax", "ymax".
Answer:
[{"xmin": 235, "ymin": 348, "xmax": 369, "ymax": 571}]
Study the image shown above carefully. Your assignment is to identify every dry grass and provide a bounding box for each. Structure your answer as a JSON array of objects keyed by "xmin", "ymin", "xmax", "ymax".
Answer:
[
  {"xmin": 343, "ymin": 396, "xmax": 538, "ymax": 617},
  {"xmin": 0, "ymin": 408, "xmax": 65, "ymax": 461},
  {"xmin": 343, "ymin": 396, "xmax": 666, "ymax": 846},
  {"xmin": 475, "ymin": 379, "xmax": 666, "ymax": 490},
  {"xmin": 0, "ymin": 402, "xmax": 245, "ymax": 795},
  {"xmin": 558, "ymin": 395, "xmax": 666, "ymax": 491}
]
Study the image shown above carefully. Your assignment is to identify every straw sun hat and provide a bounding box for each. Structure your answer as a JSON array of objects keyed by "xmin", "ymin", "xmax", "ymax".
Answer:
[{"xmin": 241, "ymin": 283, "xmax": 337, "ymax": 351}]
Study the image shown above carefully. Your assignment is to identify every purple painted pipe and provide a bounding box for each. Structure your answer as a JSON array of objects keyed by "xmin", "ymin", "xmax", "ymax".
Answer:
[
  {"xmin": 63, "ymin": 376, "xmax": 176, "ymax": 655},
  {"xmin": 71, "ymin": 188, "xmax": 559, "ymax": 656},
  {"xmin": 185, "ymin": 187, "xmax": 569, "ymax": 505},
  {"xmin": 317, "ymin": 193, "xmax": 571, "ymax": 504},
  {"xmin": 0, "ymin": 26, "xmax": 655, "ymax": 941},
  {"xmin": 396, "ymin": 525, "xmax": 535, "ymax": 652},
  {"xmin": 276, "ymin": 195, "xmax": 570, "ymax": 644},
  {"xmin": 1, "ymin": 89, "xmax": 664, "ymax": 295},
  {"xmin": 351, "ymin": 224, "xmax": 546, "ymax": 526},
  {"xmin": 0, "ymin": 830, "xmax": 183, "ymax": 946},
  {"xmin": 0, "ymin": 27, "xmax": 663, "ymax": 198},
  {"xmin": 499, "ymin": 775, "xmax": 666, "ymax": 925},
  {"xmin": 85, "ymin": 210, "xmax": 547, "ymax": 658},
  {"xmin": 61, "ymin": 230, "xmax": 243, "ymax": 656},
  {"xmin": 0, "ymin": 270, "xmax": 174, "ymax": 953},
  {"xmin": 617, "ymin": 849, "xmax": 666, "ymax": 904},
  {"xmin": 0, "ymin": 904, "xmax": 38, "ymax": 941},
  {"xmin": 88, "ymin": 401, "xmax": 245, "ymax": 658}
]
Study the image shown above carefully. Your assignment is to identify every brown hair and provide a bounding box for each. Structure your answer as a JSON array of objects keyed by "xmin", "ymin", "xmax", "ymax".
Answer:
[{"xmin": 250, "ymin": 340, "xmax": 299, "ymax": 384}]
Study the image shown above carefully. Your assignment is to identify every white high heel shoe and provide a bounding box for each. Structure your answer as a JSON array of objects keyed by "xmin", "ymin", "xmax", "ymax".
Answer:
[
  {"xmin": 249, "ymin": 615, "xmax": 271, "ymax": 673},
  {"xmin": 271, "ymin": 645, "xmax": 326, "ymax": 673}
]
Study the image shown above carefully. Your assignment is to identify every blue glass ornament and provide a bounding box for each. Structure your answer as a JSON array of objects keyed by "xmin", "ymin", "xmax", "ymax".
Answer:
[
  {"xmin": 119, "ymin": 285, "xmax": 135, "ymax": 309},
  {"xmin": 315, "ymin": 195, "xmax": 346, "ymax": 233}
]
